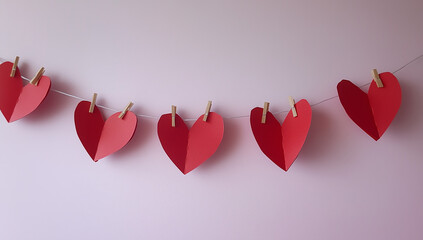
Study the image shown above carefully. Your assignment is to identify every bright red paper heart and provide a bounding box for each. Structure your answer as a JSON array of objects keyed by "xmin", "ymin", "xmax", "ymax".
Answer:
[
  {"xmin": 0, "ymin": 62, "xmax": 51, "ymax": 122},
  {"xmin": 250, "ymin": 99, "xmax": 312, "ymax": 171},
  {"xmin": 74, "ymin": 101, "xmax": 138, "ymax": 161},
  {"xmin": 337, "ymin": 72, "xmax": 401, "ymax": 141},
  {"xmin": 157, "ymin": 112, "xmax": 224, "ymax": 174}
]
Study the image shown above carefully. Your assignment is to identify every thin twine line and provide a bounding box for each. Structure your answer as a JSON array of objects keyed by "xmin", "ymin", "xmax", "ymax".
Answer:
[
  {"xmin": 1, "ymin": 54, "xmax": 422, "ymax": 121},
  {"xmin": 304, "ymin": 54, "xmax": 423, "ymax": 110}
]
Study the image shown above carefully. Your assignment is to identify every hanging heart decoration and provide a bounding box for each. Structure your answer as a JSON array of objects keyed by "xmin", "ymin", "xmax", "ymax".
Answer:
[
  {"xmin": 337, "ymin": 72, "xmax": 401, "ymax": 140},
  {"xmin": 250, "ymin": 99, "xmax": 312, "ymax": 171},
  {"xmin": 74, "ymin": 101, "xmax": 138, "ymax": 161},
  {"xmin": 157, "ymin": 111, "xmax": 224, "ymax": 174},
  {"xmin": 0, "ymin": 61, "xmax": 51, "ymax": 122}
]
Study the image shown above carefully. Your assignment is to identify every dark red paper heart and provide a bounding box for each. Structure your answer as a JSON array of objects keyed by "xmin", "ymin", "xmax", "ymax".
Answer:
[
  {"xmin": 157, "ymin": 112, "xmax": 224, "ymax": 174},
  {"xmin": 250, "ymin": 99, "xmax": 312, "ymax": 171},
  {"xmin": 0, "ymin": 62, "xmax": 51, "ymax": 122},
  {"xmin": 337, "ymin": 72, "xmax": 401, "ymax": 140},
  {"xmin": 74, "ymin": 101, "xmax": 138, "ymax": 161}
]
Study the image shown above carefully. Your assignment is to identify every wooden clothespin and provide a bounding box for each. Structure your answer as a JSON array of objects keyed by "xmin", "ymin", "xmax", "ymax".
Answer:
[
  {"xmin": 119, "ymin": 102, "xmax": 134, "ymax": 119},
  {"xmin": 10, "ymin": 56, "xmax": 19, "ymax": 77},
  {"xmin": 89, "ymin": 93, "xmax": 97, "ymax": 113},
  {"xmin": 371, "ymin": 69, "xmax": 384, "ymax": 88},
  {"xmin": 288, "ymin": 96, "xmax": 298, "ymax": 118},
  {"xmin": 261, "ymin": 102, "xmax": 269, "ymax": 124},
  {"xmin": 29, "ymin": 67, "xmax": 45, "ymax": 86},
  {"xmin": 203, "ymin": 101, "xmax": 212, "ymax": 122},
  {"xmin": 171, "ymin": 105, "xmax": 176, "ymax": 127}
]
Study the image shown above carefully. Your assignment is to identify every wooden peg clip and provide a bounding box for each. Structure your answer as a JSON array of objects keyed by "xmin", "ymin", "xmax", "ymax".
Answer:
[
  {"xmin": 371, "ymin": 69, "xmax": 384, "ymax": 88},
  {"xmin": 29, "ymin": 67, "xmax": 45, "ymax": 86},
  {"xmin": 288, "ymin": 96, "xmax": 298, "ymax": 118},
  {"xmin": 171, "ymin": 105, "xmax": 176, "ymax": 127},
  {"xmin": 89, "ymin": 93, "xmax": 97, "ymax": 113},
  {"xmin": 203, "ymin": 101, "xmax": 212, "ymax": 122},
  {"xmin": 261, "ymin": 102, "xmax": 269, "ymax": 124},
  {"xmin": 119, "ymin": 102, "xmax": 134, "ymax": 119},
  {"xmin": 10, "ymin": 56, "xmax": 19, "ymax": 77}
]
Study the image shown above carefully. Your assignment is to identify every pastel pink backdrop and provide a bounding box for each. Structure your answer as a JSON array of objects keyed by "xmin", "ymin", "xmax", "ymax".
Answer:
[{"xmin": 1, "ymin": 1, "xmax": 422, "ymax": 239}]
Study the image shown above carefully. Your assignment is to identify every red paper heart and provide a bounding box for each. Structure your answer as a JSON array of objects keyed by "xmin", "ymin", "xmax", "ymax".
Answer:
[
  {"xmin": 250, "ymin": 100, "xmax": 312, "ymax": 171},
  {"xmin": 0, "ymin": 62, "xmax": 51, "ymax": 122},
  {"xmin": 74, "ymin": 101, "xmax": 138, "ymax": 161},
  {"xmin": 157, "ymin": 112, "xmax": 224, "ymax": 174},
  {"xmin": 337, "ymin": 72, "xmax": 401, "ymax": 140}
]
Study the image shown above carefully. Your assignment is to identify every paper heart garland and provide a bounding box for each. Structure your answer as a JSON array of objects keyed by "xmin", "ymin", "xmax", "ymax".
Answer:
[
  {"xmin": 250, "ymin": 100, "xmax": 312, "ymax": 171},
  {"xmin": 157, "ymin": 112, "xmax": 224, "ymax": 174},
  {"xmin": 337, "ymin": 72, "xmax": 401, "ymax": 141},
  {"xmin": 74, "ymin": 101, "xmax": 138, "ymax": 161},
  {"xmin": 0, "ymin": 62, "xmax": 51, "ymax": 122}
]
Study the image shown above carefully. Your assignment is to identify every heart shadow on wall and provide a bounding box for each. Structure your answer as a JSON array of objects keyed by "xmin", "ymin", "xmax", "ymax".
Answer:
[
  {"xmin": 294, "ymin": 106, "xmax": 345, "ymax": 169},
  {"xmin": 383, "ymin": 80, "xmax": 418, "ymax": 138}
]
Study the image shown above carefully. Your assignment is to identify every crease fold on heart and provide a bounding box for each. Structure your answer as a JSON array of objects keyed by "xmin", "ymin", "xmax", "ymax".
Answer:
[
  {"xmin": 74, "ymin": 101, "xmax": 138, "ymax": 161},
  {"xmin": 250, "ymin": 99, "xmax": 312, "ymax": 171},
  {"xmin": 337, "ymin": 72, "xmax": 401, "ymax": 141},
  {"xmin": 157, "ymin": 112, "xmax": 224, "ymax": 174},
  {"xmin": 0, "ymin": 62, "xmax": 51, "ymax": 122}
]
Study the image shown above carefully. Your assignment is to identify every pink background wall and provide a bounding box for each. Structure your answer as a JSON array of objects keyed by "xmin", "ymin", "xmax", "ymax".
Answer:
[{"xmin": 1, "ymin": 1, "xmax": 423, "ymax": 239}]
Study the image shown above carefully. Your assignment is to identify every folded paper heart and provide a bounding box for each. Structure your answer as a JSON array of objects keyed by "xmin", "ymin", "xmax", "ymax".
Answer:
[
  {"xmin": 0, "ymin": 62, "xmax": 51, "ymax": 122},
  {"xmin": 250, "ymin": 100, "xmax": 312, "ymax": 171},
  {"xmin": 157, "ymin": 112, "xmax": 224, "ymax": 174},
  {"xmin": 74, "ymin": 101, "xmax": 137, "ymax": 161},
  {"xmin": 337, "ymin": 72, "xmax": 401, "ymax": 141}
]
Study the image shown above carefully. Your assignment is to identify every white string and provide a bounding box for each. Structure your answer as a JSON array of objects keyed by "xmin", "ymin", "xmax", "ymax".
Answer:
[
  {"xmin": 268, "ymin": 53, "xmax": 423, "ymax": 116},
  {"xmin": 1, "ymin": 54, "xmax": 422, "ymax": 121}
]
